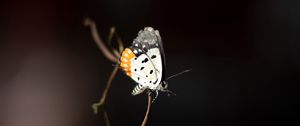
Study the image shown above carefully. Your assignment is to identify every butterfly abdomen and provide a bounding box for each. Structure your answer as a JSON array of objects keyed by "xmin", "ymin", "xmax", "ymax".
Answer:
[{"xmin": 132, "ymin": 84, "xmax": 145, "ymax": 95}]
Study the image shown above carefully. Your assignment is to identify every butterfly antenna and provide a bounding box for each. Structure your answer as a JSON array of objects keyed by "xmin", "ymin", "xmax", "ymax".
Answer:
[{"xmin": 167, "ymin": 68, "xmax": 192, "ymax": 80}]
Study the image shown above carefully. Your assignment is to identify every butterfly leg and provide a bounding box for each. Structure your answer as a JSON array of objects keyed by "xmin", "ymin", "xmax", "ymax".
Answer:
[
  {"xmin": 151, "ymin": 90, "xmax": 159, "ymax": 103},
  {"xmin": 164, "ymin": 90, "xmax": 176, "ymax": 96}
]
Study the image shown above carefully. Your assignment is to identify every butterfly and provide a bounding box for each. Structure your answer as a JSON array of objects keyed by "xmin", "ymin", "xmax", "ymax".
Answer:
[
  {"xmin": 119, "ymin": 27, "xmax": 172, "ymax": 101},
  {"xmin": 119, "ymin": 27, "xmax": 191, "ymax": 101}
]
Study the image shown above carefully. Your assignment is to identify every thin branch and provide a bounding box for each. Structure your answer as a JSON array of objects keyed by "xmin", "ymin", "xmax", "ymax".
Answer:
[
  {"xmin": 83, "ymin": 17, "xmax": 118, "ymax": 63},
  {"xmin": 84, "ymin": 17, "xmax": 153, "ymax": 126},
  {"xmin": 141, "ymin": 93, "xmax": 152, "ymax": 126},
  {"xmin": 107, "ymin": 27, "xmax": 116, "ymax": 46},
  {"xmin": 92, "ymin": 65, "xmax": 119, "ymax": 114},
  {"xmin": 103, "ymin": 111, "xmax": 111, "ymax": 126},
  {"xmin": 108, "ymin": 27, "xmax": 124, "ymax": 58}
]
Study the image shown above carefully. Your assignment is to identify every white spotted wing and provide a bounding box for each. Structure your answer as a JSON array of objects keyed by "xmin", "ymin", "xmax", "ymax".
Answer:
[
  {"xmin": 130, "ymin": 48, "xmax": 162, "ymax": 89},
  {"xmin": 129, "ymin": 27, "xmax": 164, "ymax": 93}
]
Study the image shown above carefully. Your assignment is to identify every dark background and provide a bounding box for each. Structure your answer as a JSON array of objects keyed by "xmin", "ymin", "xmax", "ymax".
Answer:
[{"xmin": 0, "ymin": 0, "xmax": 299, "ymax": 126}]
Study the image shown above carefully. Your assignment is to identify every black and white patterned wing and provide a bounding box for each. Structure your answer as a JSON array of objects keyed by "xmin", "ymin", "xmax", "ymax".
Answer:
[{"xmin": 130, "ymin": 27, "xmax": 164, "ymax": 90}]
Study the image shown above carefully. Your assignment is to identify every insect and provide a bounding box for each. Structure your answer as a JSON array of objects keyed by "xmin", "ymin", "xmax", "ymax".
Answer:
[
  {"xmin": 119, "ymin": 27, "xmax": 170, "ymax": 100},
  {"xmin": 119, "ymin": 27, "xmax": 190, "ymax": 101}
]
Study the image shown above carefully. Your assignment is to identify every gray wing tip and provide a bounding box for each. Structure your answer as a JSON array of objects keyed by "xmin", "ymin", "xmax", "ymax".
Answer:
[
  {"xmin": 144, "ymin": 27, "xmax": 154, "ymax": 31},
  {"xmin": 134, "ymin": 27, "xmax": 160, "ymax": 44}
]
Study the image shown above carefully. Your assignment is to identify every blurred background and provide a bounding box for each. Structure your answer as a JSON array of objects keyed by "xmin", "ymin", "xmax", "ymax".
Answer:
[{"xmin": 0, "ymin": 0, "xmax": 299, "ymax": 126}]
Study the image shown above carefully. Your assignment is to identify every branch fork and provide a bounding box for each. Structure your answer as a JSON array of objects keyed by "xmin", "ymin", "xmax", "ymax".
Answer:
[{"xmin": 84, "ymin": 17, "xmax": 152, "ymax": 126}]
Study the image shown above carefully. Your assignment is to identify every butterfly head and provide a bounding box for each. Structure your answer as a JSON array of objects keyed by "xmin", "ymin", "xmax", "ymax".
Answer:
[
  {"xmin": 156, "ymin": 80, "xmax": 176, "ymax": 97},
  {"xmin": 160, "ymin": 80, "xmax": 168, "ymax": 89},
  {"xmin": 156, "ymin": 80, "xmax": 168, "ymax": 92}
]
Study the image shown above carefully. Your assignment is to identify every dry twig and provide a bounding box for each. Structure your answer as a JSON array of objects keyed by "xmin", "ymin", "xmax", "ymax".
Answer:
[
  {"xmin": 84, "ymin": 17, "xmax": 152, "ymax": 126},
  {"xmin": 83, "ymin": 17, "xmax": 118, "ymax": 63},
  {"xmin": 91, "ymin": 65, "xmax": 118, "ymax": 114},
  {"xmin": 141, "ymin": 92, "xmax": 152, "ymax": 126},
  {"xmin": 103, "ymin": 111, "xmax": 111, "ymax": 126}
]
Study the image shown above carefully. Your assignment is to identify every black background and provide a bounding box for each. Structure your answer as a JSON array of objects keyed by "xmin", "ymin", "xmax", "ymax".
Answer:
[{"xmin": 0, "ymin": 0, "xmax": 299, "ymax": 126}]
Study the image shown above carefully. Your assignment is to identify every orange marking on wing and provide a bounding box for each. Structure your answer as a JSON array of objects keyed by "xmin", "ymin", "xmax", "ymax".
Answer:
[{"xmin": 120, "ymin": 48, "xmax": 136, "ymax": 77}]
